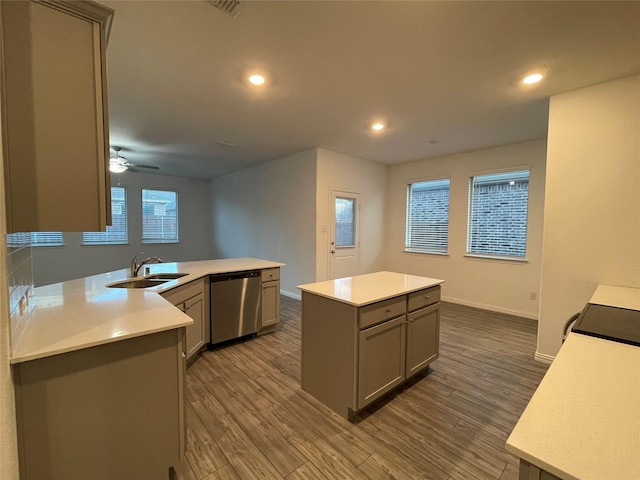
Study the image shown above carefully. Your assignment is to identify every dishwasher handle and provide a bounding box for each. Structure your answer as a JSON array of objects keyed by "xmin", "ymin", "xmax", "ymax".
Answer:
[{"xmin": 210, "ymin": 270, "xmax": 261, "ymax": 282}]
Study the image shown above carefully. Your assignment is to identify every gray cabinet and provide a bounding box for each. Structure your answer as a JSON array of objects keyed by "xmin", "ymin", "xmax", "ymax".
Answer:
[
  {"xmin": 259, "ymin": 268, "xmax": 280, "ymax": 332},
  {"xmin": 358, "ymin": 315, "xmax": 407, "ymax": 408},
  {"xmin": 406, "ymin": 303, "xmax": 440, "ymax": 378},
  {"xmin": 1, "ymin": 0, "xmax": 113, "ymax": 232},
  {"xmin": 13, "ymin": 329, "xmax": 186, "ymax": 480},
  {"xmin": 161, "ymin": 278, "xmax": 209, "ymax": 360},
  {"xmin": 301, "ymin": 284, "xmax": 441, "ymax": 419}
]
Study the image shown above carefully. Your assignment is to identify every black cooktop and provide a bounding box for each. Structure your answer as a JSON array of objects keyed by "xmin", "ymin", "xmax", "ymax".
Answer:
[{"xmin": 572, "ymin": 303, "xmax": 640, "ymax": 347}]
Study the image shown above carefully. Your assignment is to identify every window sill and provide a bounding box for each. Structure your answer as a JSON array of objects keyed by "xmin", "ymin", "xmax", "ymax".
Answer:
[
  {"xmin": 464, "ymin": 253, "xmax": 528, "ymax": 263},
  {"xmin": 82, "ymin": 242, "xmax": 129, "ymax": 246},
  {"xmin": 403, "ymin": 249, "xmax": 449, "ymax": 257}
]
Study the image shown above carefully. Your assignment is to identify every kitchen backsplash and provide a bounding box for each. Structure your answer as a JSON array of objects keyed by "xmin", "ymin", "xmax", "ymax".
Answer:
[{"xmin": 6, "ymin": 233, "xmax": 33, "ymax": 349}]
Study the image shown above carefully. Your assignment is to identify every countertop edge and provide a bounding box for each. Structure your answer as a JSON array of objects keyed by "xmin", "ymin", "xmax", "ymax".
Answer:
[
  {"xmin": 10, "ymin": 258, "xmax": 285, "ymax": 364},
  {"xmin": 10, "ymin": 316, "xmax": 193, "ymax": 365}
]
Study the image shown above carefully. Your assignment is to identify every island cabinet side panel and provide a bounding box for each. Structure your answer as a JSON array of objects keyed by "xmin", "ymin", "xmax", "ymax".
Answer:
[
  {"xmin": 301, "ymin": 292, "xmax": 358, "ymax": 418},
  {"xmin": 14, "ymin": 330, "xmax": 183, "ymax": 480}
]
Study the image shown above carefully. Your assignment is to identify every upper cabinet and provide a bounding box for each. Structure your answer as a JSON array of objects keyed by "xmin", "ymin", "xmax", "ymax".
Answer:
[{"xmin": 1, "ymin": 0, "xmax": 114, "ymax": 233}]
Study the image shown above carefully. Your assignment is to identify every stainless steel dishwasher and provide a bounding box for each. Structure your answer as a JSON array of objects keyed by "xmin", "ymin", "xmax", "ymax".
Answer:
[{"xmin": 210, "ymin": 270, "xmax": 261, "ymax": 345}]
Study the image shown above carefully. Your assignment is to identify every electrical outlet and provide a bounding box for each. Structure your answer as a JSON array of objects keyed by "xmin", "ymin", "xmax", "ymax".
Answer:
[{"xmin": 529, "ymin": 292, "xmax": 537, "ymax": 301}]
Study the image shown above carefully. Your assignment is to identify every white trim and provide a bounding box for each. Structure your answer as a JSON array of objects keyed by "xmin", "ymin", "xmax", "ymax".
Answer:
[
  {"xmin": 534, "ymin": 351, "xmax": 555, "ymax": 364},
  {"xmin": 442, "ymin": 295, "xmax": 539, "ymax": 320},
  {"xmin": 464, "ymin": 254, "xmax": 528, "ymax": 263},
  {"xmin": 280, "ymin": 289, "xmax": 301, "ymax": 301}
]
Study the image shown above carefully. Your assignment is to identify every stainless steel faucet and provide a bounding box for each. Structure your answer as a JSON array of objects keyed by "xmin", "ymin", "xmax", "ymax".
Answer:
[{"xmin": 130, "ymin": 252, "xmax": 164, "ymax": 277}]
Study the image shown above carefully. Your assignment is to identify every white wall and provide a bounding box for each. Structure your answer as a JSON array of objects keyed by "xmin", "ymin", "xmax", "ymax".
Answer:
[
  {"xmin": 315, "ymin": 148, "xmax": 387, "ymax": 281},
  {"xmin": 33, "ymin": 171, "xmax": 212, "ymax": 286},
  {"xmin": 385, "ymin": 140, "xmax": 547, "ymax": 319},
  {"xmin": 537, "ymin": 74, "xmax": 640, "ymax": 359},
  {"xmin": 209, "ymin": 149, "xmax": 317, "ymax": 297}
]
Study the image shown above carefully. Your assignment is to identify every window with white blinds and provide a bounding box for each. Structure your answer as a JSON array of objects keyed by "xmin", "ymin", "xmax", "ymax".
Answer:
[
  {"xmin": 82, "ymin": 187, "xmax": 128, "ymax": 245},
  {"xmin": 142, "ymin": 189, "xmax": 178, "ymax": 243},
  {"xmin": 405, "ymin": 179, "xmax": 450, "ymax": 254},
  {"xmin": 467, "ymin": 170, "xmax": 530, "ymax": 258},
  {"xmin": 31, "ymin": 232, "xmax": 64, "ymax": 246}
]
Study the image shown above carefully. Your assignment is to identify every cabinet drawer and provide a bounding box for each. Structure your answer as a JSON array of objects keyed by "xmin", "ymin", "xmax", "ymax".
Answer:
[
  {"xmin": 407, "ymin": 286, "xmax": 440, "ymax": 312},
  {"xmin": 359, "ymin": 297, "xmax": 406, "ymax": 329},
  {"xmin": 261, "ymin": 268, "xmax": 280, "ymax": 282}
]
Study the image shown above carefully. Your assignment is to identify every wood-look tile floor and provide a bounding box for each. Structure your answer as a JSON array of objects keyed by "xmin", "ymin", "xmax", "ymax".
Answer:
[{"xmin": 172, "ymin": 297, "xmax": 549, "ymax": 480}]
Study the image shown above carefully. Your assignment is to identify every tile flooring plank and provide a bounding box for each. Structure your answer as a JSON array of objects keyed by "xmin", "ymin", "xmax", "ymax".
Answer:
[
  {"xmin": 203, "ymin": 372, "xmax": 307, "ymax": 477},
  {"xmin": 184, "ymin": 403, "xmax": 229, "ymax": 478},
  {"xmin": 285, "ymin": 461, "xmax": 330, "ymax": 480},
  {"xmin": 191, "ymin": 399, "xmax": 285, "ymax": 479}
]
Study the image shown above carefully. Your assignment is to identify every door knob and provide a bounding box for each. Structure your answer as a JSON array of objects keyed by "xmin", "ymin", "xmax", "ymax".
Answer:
[{"xmin": 331, "ymin": 250, "xmax": 336, "ymax": 254}]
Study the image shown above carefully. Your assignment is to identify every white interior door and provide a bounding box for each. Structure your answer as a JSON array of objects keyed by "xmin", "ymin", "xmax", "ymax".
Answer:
[{"xmin": 329, "ymin": 190, "xmax": 359, "ymax": 279}]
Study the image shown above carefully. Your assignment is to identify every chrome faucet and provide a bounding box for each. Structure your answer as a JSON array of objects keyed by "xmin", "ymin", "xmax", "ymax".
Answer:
[{"xmin": 130, "ymin": 252, "xmax": 164, "ymax": 277}]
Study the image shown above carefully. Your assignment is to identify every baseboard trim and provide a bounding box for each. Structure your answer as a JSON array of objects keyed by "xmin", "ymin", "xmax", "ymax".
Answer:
[
  {"xmin": 280, "ymin": 289, "xmax": 301, "ymax": 301},
  {"xmin": 534, "ymin": 351, "xmax": 555, "ymax": 364},
  {"xmin": 442, "ymin": 295, "xmax": 539, "ymax": 321}
]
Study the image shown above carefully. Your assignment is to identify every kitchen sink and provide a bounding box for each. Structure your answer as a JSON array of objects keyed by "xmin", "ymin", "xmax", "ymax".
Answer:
[
  {"xmin": 146, "ymin": 273, "xmax": 189, "ymax": 280},
  {"xmin": 107, "ymin": 278, "xmax": 169, "ymax": 289}
]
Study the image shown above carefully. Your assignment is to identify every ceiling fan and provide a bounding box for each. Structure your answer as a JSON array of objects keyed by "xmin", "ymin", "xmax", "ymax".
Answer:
[{"xmin": 109, "ymin": 146, "xmax": 160, "ymax": 174}]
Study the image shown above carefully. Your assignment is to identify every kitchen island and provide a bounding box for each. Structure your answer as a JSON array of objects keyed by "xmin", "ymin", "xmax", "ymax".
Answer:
[
  {"xmin": 10, "ymin": 257, "xmax": 284, "ymax": 480},
  {"xmin": 298, "ymin": 271, "xmax": 444, "ymax": 419},
  {"xmin": 506, "ymin": 285, "xmax": 640, "ymax": 480}
]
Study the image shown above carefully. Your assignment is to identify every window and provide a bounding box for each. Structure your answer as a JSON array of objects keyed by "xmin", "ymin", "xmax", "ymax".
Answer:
[
  {"xmin": 405, "ymin": 179, "xmax": 450, "ymax": 254},
  {"xmin": 6, "ymin": 233, "xmax": 30, "ymax": 248},
  {"xmin": 83, "ymin": 187, "xmax": 128, "ymax": 245},
  {"xmin": 467, "ymin": 170, "xmax": 530, "ymax": 258},
  {"xmin": 142, "ymin": 189, "xmax": 178, "ymax": 243},
  {"xmin": 335, "ymin": 196, "xmax": 356, "ymax": 247},
  {"xmin": 31, "ymin": 232, "xmax": 64, "ymax": 246}
]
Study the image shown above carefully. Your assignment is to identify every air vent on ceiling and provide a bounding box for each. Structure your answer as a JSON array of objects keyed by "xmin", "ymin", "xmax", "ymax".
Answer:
[{"xmin": 210, "ymin": 0, "xmax": 241, "ymax": 18}]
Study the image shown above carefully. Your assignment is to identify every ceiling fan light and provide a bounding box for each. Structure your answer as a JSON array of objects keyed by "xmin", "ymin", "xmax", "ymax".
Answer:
[{"xmin": 109, "ymin": 160, "xmax": 127, "ymax": 174}]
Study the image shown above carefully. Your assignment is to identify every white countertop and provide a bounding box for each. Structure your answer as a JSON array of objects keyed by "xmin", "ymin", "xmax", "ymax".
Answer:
[
  {"xmin": 506, "ymin": 285, "xmax": 640, "ymax": 480},
  {"xmin": 297, "ymin": 271, "xmax": 444, "ymax": 306},
  {"xmin": 11, "ymin": 258, "xmax": 284, "ymax": 364},
  {"xmin": 589, "ymin": 284, "xmax": 640, "ymax": 310}
]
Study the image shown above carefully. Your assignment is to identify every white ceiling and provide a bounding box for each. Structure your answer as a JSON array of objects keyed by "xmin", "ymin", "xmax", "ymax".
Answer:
[{"xmin": 101, "ymin": 0, "xmax": 640, "ymax": 179}]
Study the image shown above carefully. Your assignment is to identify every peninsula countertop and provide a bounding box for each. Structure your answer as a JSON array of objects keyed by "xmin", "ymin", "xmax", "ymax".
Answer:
[
  {"xmin": 297, "ymin": 271, "xmax": 444, "ymax": 306},
  {"xmin": 506, "ymin": 284, "xmax": 640, "ymax": 480},
  {"xmin": 11, "ymin": 258, "xmax": 284, "ymax": 364}
]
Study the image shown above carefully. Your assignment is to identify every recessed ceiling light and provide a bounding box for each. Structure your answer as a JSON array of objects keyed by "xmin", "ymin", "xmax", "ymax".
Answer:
[
  {"xmin": 522, "ymin": 73, "xmax": 544, "ymax": 85},
  {"xmin": 248, "ymin": 74, "xmax": 265, "ymax": 86},
  {"xmin": 371, "ymin": 122, "xmax": 385, "ymax": 131}
]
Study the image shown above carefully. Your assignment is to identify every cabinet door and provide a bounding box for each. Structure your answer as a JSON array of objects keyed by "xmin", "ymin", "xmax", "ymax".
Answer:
[
  {"xmin": 358, "ymin": 315, "xmax": 406, "ymax": 409},
  {"xmin": 184, "ymin": 293, "xmax": 205, "ymax": 360},
  {"xmin": 1, "ymin": 0, "xmax": 113, "ymax": 232},
  {"xmin": 261, "ymin": 280, "xmax": 280, "ymax": 328},
  {"xmin": 406, "ymin": 303, "xmax": 440, "ymax": 378}
]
